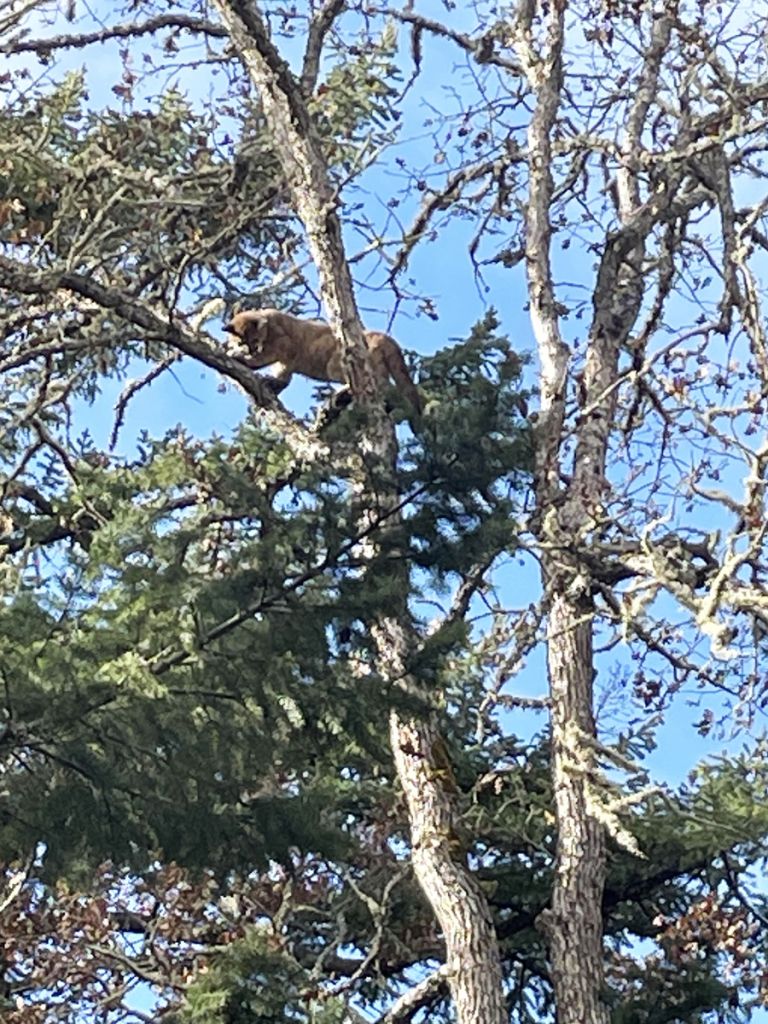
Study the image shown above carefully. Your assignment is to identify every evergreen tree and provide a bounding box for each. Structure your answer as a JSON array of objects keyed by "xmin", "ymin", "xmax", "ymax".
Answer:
[{"xmin": 1, "ymin": 3, "xmax": 768, "ymax": 1024}]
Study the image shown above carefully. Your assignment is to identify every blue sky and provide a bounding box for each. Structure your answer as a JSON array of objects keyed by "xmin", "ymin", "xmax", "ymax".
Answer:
[
  {"xmin": 26, "ymin": 0, "xmax": 764, "ymax": 801},
  {"xmin": 8, "ymin": 0, "xmax": 768, "ymax": 1018},
  {"xmin": 26, "ymin": 0, "xmax": 764, "ymax": 824}
]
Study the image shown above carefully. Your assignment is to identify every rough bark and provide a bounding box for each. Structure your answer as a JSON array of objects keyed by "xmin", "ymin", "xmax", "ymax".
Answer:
[
  {"xmin": 539, "ymin": 591, "xmax": 607, "ymax": 1024},
  {"xmin": 382, "ymin": 623, "xmax": 507, "ymax": 1024},
  {"xmin": 210, "ymin": 3, "xmax": 507, "ymax": 1021},
  {"xmin": 513, "ymin": 3, "xmax": 678, "ymax": 1021},
  {"xmin": 511, "ymin": 3, "xmax": 609, "ymax": 1020}
]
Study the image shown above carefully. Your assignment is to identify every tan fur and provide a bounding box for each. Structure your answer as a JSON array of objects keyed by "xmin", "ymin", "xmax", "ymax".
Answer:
[{"xmin": 225, "ymin": 308, "xmax": 422, "ymax": 414}]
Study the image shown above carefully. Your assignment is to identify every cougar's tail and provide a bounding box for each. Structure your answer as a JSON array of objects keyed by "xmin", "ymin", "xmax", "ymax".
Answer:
[{"xmin": 383, "ymin": 341, "xmax": 422, "ymax": 416}]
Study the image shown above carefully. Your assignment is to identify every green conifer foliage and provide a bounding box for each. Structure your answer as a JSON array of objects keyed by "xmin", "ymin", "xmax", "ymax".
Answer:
[{"xmin": 1, "ymin": 7, "xmax": 767, "ymax": 1024}]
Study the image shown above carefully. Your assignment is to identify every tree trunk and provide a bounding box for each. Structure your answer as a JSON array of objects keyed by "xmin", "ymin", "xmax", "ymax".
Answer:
[
  {"xmin": 212, "ymin": 4, "xmax": 507, "ymax": 1021},
  {"xmin": 513, "ymin": 2, "xmax": 610, "ymax": 1019},
  {"xmin": 513, "ymin": 0, "xmax": 676, "ymax": 1012},
  {"xmin": 383, "ymin": 626, "xmax": 507, "ymax": 1024},
  {"xmin": 541, "ymin": 591, "xmax": 608, "ymax": 1024}
]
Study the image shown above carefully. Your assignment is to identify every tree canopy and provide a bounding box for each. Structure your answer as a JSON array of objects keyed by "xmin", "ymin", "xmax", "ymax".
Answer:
[{"xmin": 2, "ymin": 2, "xmax": 768, "ymax": 1023}]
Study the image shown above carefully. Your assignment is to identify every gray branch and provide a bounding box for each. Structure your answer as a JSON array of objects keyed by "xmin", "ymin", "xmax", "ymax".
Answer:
[{"xmin": 0, "ymin": 14, "xmax": 227, "ymax": 54}]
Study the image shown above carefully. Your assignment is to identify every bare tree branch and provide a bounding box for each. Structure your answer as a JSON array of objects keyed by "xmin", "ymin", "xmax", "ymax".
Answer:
[
  {"xmin": 371, "ymin": 6, "xmax": 522, "ymax": 75},
  {"xmin": 374, "ymin": 964, "xmax": 452, "ymax": 1024},
  {"xmin": 301, "ymin": 0, "xmax": 347, "ymax": 95},
  {"xmin": 0, "ymin": 13, "xmax": 227, "ymax": 54},
  {"xmin": 391, "ymin": 159, "xmax": 505, "ymax": 278},
  {"xmin": 511, "ymin": 0, "xmax": 569, "ymax": 498},
  {"xmin": 0, "ymin": 254, "xmax": 280, "ymax": 409}
]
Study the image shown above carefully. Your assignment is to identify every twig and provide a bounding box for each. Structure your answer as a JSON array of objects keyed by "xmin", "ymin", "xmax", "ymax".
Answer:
[
  {"xmin": 110, "ymin": 354, "xmax": 181, "ymax": 450},
  {"xmin": 0, "ymin": 14, "xmax": 226, "ymax": 54},
  {"xmin": 369, "ymin": 7, "xmax": 521, "ymax": 75},
  {"xmin": 391, "ymin": 160, "xmax": 503, "ymax": 278}
]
